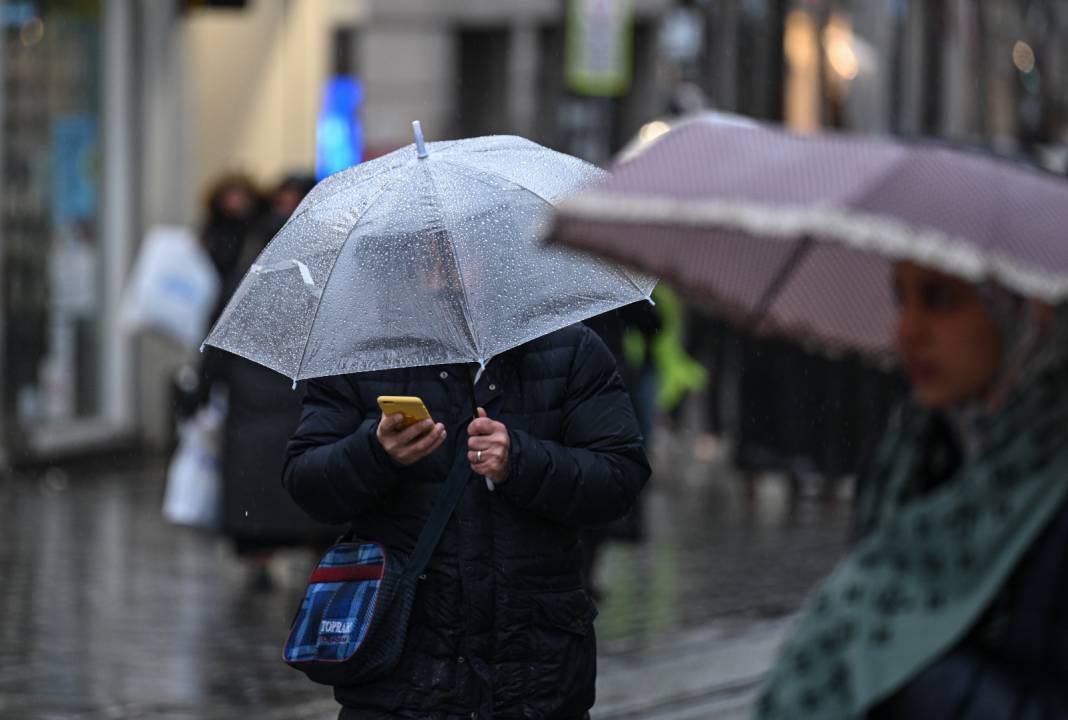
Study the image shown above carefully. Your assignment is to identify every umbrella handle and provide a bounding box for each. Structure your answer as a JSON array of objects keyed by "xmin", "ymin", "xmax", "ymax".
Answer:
[
  {"xmin": 466, "ymin": 364, "xmax": 496, "ymax": 492},
  {"xmin": 466, "ymin": 364, "xmax": 480, "ymax": 419}
]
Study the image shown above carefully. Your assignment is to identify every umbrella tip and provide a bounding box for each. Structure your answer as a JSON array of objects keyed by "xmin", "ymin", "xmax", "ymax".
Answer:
[
  {"xmin": 198, "ymin": 343, "xmax": 205, "ymax": 353},
  {"xmin": 291, "ymin": 379, "xmax": 298, "ymax": 391},
  {"xmin": 412, "ymin": 120, "xmax": 428, "ymax": 158}
]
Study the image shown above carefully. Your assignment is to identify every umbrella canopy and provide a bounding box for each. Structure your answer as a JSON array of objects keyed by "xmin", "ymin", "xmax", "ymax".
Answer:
[
  {"xmin": 204, "ymin": 128, "xmax": 655, "ymax": 381},
  {"xmin": 547, "ymin": 117, "xmax": 1068, "ymax": 362}
]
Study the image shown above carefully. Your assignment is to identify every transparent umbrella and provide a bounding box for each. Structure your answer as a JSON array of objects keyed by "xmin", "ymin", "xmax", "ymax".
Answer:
[{"xmin": 203, "ymin": 123, "xmax": 656, "ymax": 384}]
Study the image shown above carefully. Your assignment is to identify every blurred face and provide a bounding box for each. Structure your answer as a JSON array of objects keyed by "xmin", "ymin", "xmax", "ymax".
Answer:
[
  {"xmin": 219, "ymin": 187, "xmax": 255, "ymax": 220},
  {"xmin": 272, "ymin": 188, "xmax": 303, "ymax": 218},
  {"xmin": 893, "ymin": 262, "xmax": 1002, "ymax": 409}
]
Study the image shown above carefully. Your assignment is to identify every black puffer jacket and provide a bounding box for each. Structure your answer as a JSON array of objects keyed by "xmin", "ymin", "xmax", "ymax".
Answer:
[{"xmin": 283, "ymin": 325, "xmax": 650, "ymax": 719}]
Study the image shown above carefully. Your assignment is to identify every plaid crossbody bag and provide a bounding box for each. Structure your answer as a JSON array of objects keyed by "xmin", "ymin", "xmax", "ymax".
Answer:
[{"xmin": 283, "ymin": 442, "xmax": 472, "ymax": 686}]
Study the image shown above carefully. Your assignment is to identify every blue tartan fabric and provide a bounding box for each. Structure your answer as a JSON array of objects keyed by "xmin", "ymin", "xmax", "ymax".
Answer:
[
  {"xmin": 284, "ymin": 543, "xmax": 385, "ymax": 663},
  {"xmin": 284, "ymin": 442, "xmax": 474, "ymax": 686}
]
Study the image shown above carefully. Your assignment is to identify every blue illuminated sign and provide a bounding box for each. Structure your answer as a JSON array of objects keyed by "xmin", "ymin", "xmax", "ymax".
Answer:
[{"xmin": 316, "ymin": 76, "xmax": 364, "ymax": 180}]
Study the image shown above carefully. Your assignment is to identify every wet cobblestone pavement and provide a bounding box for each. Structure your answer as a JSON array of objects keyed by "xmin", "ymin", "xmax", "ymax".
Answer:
[
  {"xmin": 0, "ymin": 430, "xmax": 849, "ymax": 718},
  {"xmin": 594, "ymin": 434, "xmax": 849, "ymax": 653}
]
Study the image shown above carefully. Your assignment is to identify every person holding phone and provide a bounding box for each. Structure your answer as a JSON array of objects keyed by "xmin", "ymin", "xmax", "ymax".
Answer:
[{"xmin": 282, "ymin": 323, "xmax": 650, "ymax": 720}]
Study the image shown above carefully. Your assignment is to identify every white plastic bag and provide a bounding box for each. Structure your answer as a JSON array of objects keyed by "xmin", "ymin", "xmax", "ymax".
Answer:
[
  {"xmin": 162, "ymin": 398, "xmax": 225, "ymax": 530},
  {"xmin": 122, "ymin": 225, "xmax": 220, "ymax": 350}
]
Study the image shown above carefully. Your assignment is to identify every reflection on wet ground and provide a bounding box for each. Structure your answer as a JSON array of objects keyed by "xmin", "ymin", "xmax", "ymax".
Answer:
[
  {"xmin": 595, "ymin": 434, "xmax": 849, "ymax": 651},
  {"xmin": 0, "ymin": 463, "xmax": 333, "ymax": 719},
  {"xmin": 0, "ymin": 431, "xmax": 848, "ymax": 718}
]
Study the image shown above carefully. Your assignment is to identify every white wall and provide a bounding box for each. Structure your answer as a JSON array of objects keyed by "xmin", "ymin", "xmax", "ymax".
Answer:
[
  {"xmin": 130, "ymin": 0, "xmax": 368, "ymax": 448},
  {"xmin": 183, "ymin": 0, "xmax": 367, "ymax": 216},
  {"xmin": 183, "ymin": 0, "xmax": 673, "ymax": 182}
]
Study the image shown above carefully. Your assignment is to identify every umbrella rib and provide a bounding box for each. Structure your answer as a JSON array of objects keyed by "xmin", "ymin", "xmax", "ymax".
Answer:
[
  {"xmin": 422, "ymin": 165, "xmax": 483, "ymax": 362},
  {"xmin": 440, "ymin": 140, "xmax": 545, "ymax": 158},
  {"xmin": 437, "ymin": 159, "xmax": 655, "ymax": 303},
  {"xmin": 292, "ymin": 170, "xmax": 412, "ymax": 380},
  {"xmin": 435, "ymin": 157, "xmax": 564, "ymax": 208},
  {"xmin": 275, "ymin": 159, "xmax": 412, "ymax": 243},
  {"xmin": 599, "ymin": 249, "xmax": 657, "ymax": 300},
  {"xmin": 748, "ymin": 236, "xmax": 814, "ymax": 325}
]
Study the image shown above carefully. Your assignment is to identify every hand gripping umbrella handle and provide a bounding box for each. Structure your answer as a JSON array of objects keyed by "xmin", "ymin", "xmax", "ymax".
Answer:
[{"xmin": 466, "ymin": 364, "xmax": 495, "ymax": 492}]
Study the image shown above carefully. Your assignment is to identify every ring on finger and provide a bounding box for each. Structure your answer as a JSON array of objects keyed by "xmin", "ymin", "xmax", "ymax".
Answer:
[{"xmin": 476, "ymin": 450, "xmax": 483, "ymax": 463}]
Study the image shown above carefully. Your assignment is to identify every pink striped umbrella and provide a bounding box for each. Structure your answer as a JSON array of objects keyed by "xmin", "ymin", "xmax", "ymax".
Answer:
[{"xmin": 547, "ymin": 117, "xmax": 1068, "ymax": 363}]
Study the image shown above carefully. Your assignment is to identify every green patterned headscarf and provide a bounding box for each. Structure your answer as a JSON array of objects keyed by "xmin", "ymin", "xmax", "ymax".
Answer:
[{"xmin": 754, "ymin": 353, "xmax": 1068, "ymax": 719}]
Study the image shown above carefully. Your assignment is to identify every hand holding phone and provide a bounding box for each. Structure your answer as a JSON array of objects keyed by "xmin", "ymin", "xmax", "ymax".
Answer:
[
  {"xmin": 376, "ymin": 396, "xmax": 445, "ymax": 465},
  {"xmin": 377, "ymin": 396, "xmax": 432, "ymax": 429}
]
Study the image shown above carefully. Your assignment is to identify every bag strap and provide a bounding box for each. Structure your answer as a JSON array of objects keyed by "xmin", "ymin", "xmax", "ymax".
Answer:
[{"xmin": 403, "ymin": 438, "xmax": 473, "ymax": 579}]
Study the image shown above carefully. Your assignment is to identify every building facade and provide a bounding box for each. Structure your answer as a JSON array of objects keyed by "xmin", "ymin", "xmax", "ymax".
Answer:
[
  {"xmin": 3, "ymin": 0, "xmax": 1065, "ymax": 467},
  {"xmin": 1, "ymin": 0, "xmax": 137, "ymax": 466}
]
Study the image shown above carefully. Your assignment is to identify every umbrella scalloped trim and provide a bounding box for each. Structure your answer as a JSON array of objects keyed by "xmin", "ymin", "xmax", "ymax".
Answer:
[{"xmin": 556, "ymin": 191, "xmax": 1068, "ymax": 303}]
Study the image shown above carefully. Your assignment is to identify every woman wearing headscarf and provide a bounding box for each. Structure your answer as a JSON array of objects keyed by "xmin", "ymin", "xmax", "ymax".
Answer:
[{"xmin": 756, "ymin": 261, "xmax": 1068, "ymax": 718}]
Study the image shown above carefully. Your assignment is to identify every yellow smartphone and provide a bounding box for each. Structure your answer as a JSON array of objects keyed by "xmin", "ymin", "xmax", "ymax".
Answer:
[{"xmin": 376, "ymin": 395, "xmax": 433, "ymax": 429}]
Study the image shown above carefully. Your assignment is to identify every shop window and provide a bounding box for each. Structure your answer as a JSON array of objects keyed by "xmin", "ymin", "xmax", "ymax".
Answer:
[
  {"xmin": 454, "ymin": 27, "xmax": 509, "ymax": 139},
  {"xmin": 2, "ymin": 2, "xmax": 103, "ymax": 427}
]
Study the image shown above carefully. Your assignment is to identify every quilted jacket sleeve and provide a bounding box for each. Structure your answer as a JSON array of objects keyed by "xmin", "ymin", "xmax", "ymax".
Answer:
[
  {"xmin": 500, "ymin": 327, "xmax": 651, "ymax": 527},
  {"xmin": 282, "ymin": 375, "xmax": 403, "ymax": 524}
]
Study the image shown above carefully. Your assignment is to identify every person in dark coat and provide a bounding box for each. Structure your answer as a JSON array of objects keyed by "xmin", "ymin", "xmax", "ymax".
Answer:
[
  {"xmin": 730, "ymin": 330, "xmax": 901, "ymax": 500},
  {"xmin": 200, "ymin": 173, "xmax": 263, "ymax": 280},
  {"xmin": 580, "ymin": 301, "xmax": 660, "ymax": 597},
  {"xmin": 755, "ymin": 262, "xmax": 1068, "ymax": 719},
  {"xmin": 283, "ymin": 323, "xmax": 651, "ymax": 719},
  {"xmin": 200, "ymin": 174, "xmax": 338, "ymax": 587}
]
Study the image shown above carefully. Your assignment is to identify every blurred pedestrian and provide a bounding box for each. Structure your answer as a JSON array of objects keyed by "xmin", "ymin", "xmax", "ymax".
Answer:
[
  {"xmin": 580, "ymin": 300, "xmax": 660, "ymax": 597},
  {"xmin": 580, "ymin": 288, "xmax": 705, "ymax": 597},
  {"xmin": 756, "ymin": 262, "xmax": 1068, "ymax": 718},
  {"xmin": 171, "ymin": 173, "xmax": 262, "ymax": 425},
  {"xmin": 197, "ymin": 173, "xmax": 339, "ymax": 589},
  {"xmin": 680, "ymin": 315, "xmax": 900, "ymax": 502},
  {"xmin": 199, "ymin": 173, "xmax": 264, "ymax": 284},
  {"xmin": 242, "ymin": 174, "xmax": 316, "ymax": 272},
  {"xmin": 282, "ymin": 323, "xmax": 650, "ymax": 719}
]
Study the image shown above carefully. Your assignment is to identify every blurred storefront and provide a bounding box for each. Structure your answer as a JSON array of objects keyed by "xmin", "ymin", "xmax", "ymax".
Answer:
[
  {"xmin": 128, "ymin": 0, "xmax": 674, "ymax": 450},
  {"xmin": 773, "ymin": 0, "xmax": 1067, "ymax": 163},
  {"xmin": 2, "ymin": 0, "xmax": 1063, "ymax": 469},
  {"xmin": 176, "ymin": 0, "xmax": 673, "ymax": 191},
  {"xmin": 1, "ymin": 0, "xmax": 135, "ymax": 466}
]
